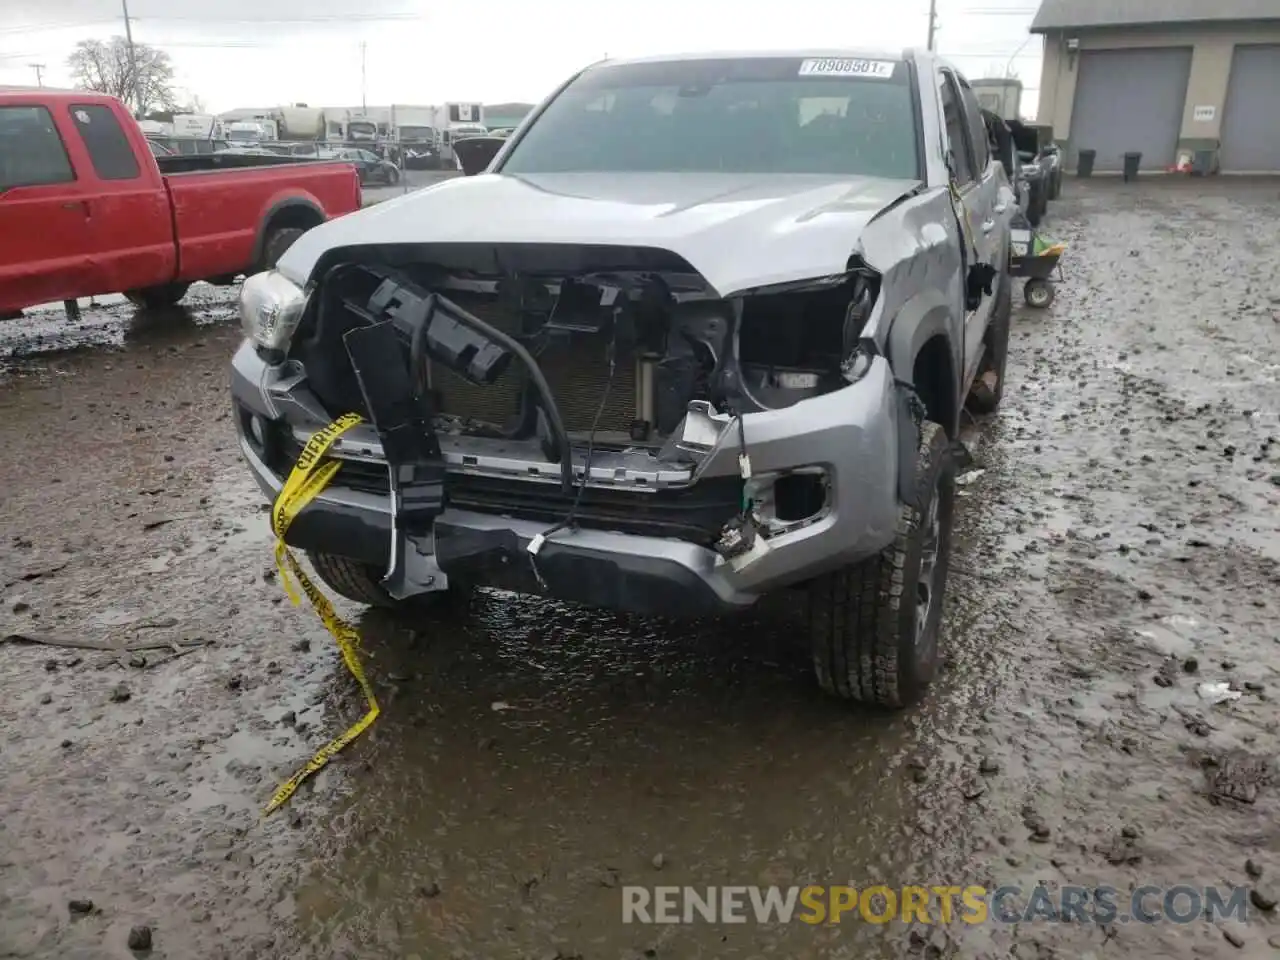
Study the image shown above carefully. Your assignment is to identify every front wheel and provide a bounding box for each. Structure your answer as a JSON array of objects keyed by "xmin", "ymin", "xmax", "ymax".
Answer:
[
  {"xmin": 808, "ymin": 420, "xmax": 956, "ymax": 708},
  {"xmin": 260, "ymin": 227, "xmax": 305, "ymax": 272},
  {"xmin": 124, "ymin": 282, "xmax": 190, "ymax": 310},
  {"xmin": 1024, "ymin": 279, "xmax": 1055, "ymax": 308},
  {"xmin": 307, "ymin": 551, "xmax": 457, "ymax": 612}
]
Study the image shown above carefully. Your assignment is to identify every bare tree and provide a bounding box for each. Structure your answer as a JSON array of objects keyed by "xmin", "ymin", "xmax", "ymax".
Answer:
[{"xmin": 67, "ymin": 37, "xmax": 178, "ymax": 116}]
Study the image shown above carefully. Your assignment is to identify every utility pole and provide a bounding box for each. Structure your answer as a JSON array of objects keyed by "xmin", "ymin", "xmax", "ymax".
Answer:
[
  {"xmin": 927, "ymin": 0, "xmax": 938, "ymax": 51},
  {"xmin": 121, "ymin": 0, "xmax": 140, "ymax": 115},
  {"xmin": 360, "ymin": 41, "xmax": 367, "ymax": 112},
  {"xmin": 28, "ymin": 63, "xmax": 45, "ymax": 86}
]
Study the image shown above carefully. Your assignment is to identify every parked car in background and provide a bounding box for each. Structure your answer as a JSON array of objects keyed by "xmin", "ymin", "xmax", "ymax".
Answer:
[
  {"xmin": 0, "ymin": 89, "xmax": 362, "ymax": 314},
  {"xmin": 232, "ymin": 48, "xmax": 1017, "ymax": 708},
  {"xmin": 402, "ymin": 140, "xmax": 443, "ymax": 170},
  {"xmin": 330, "ymin": 147, "xmax": 400, "ymax": 185},
  {"xmin": 448, "ymin": 123, "xmax": 489, "ymax": 141},
  {"xmin": 146, "ymin": 138, "xmax": 175, "ymax": 156}
]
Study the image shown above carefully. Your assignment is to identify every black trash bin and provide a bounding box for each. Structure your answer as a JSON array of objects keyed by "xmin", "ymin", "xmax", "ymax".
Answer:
[
  {"xmin": 1123, "ymin": 151, "xmax": 1142, "ymax": 181},
  {"xmin": 1192, "ymin": 149, "xmax": 1215, "ymax": 176},
  {"xmin": 1077, "ymin": 148, "xmax": 1096, "ymax": 178}
]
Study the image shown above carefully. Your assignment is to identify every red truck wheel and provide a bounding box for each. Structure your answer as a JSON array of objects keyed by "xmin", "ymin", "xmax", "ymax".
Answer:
[
  {"xmin": 124, "ymin": 282, "xmax": 190, "ymax": 310},
  {"xmin": 261, "ymin": 227, "xmax": 305, "ymax": 271}
]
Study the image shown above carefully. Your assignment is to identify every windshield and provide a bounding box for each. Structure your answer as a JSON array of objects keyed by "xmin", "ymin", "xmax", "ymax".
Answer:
[{"xmin": 501, "ymin": 56, "xmax": 920, "ymax": 179}]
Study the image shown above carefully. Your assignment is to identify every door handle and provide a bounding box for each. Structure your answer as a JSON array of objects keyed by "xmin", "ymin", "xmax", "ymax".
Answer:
[
  {"xmin": 981, "ymin": 219, "xmax": 996, "ymax": 234},
  {"xmin": 62, "ymin": 200, "xmax": 91, "ymax": 218}
]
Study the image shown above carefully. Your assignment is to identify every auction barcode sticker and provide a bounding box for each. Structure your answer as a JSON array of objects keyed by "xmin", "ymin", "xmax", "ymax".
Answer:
[{"xmin": 798, "ymin": 58, "xmax": 896, "ymax": 78}]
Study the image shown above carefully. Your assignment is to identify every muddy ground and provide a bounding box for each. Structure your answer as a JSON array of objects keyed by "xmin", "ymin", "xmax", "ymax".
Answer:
[{"xmin": 2, "ymin": 178, "xmax": 1279, "ymax": 960}]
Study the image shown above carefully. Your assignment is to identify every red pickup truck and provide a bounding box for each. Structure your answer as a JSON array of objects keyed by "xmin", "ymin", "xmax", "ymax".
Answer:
[{"xmin": 0, "ymin": 89, "xmax": 362, "ymax": 315}]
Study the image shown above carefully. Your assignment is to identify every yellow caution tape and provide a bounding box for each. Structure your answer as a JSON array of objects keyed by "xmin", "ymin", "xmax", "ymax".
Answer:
[{"xmin": 263, "ymin": 411, "xmax": 380, "ymax": 816}]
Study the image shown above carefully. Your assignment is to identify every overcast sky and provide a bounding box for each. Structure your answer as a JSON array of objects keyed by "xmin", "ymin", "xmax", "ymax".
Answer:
[{"xmin": 1, "ymin": 0, "xmax": 1043, "ymax": 113}]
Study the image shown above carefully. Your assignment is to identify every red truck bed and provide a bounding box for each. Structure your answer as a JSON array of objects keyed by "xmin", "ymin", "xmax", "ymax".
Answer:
[{"xmin": 0, "ymin": 90, "xmax": 362, "ymax": 314}]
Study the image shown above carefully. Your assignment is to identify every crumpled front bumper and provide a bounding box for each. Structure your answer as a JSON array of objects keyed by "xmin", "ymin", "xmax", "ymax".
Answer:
[{"xmin": 231, "ymin": 340, "xmax": 903, "ymax": 617}]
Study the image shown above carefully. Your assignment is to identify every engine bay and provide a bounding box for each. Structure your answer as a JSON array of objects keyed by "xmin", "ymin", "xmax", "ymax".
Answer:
[{"xmin": 290, "ymin": 250, "xmax": 880, "ymax": 466}]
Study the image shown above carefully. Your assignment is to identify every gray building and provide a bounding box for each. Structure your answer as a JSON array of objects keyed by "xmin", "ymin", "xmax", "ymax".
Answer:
[{"xmin": 1032, "ymin": 0, "xmax": 1280, "ymax": 173}]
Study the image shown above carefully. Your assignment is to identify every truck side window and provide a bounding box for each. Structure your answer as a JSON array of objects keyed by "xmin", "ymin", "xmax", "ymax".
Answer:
[
  {"xmin": 937, "ymin": 72, "xmax": 974, "ymax": 185},
  {"xmin": 0, "ymin": 106, "xmax": 75, "ymax": 190},
  {"xmin": 955, "ymin": 77, "xmax": 991, "ymax": 176},
  {"xmin": 68, "ymin": 104, "xmax": 141, "ymax": 181}
]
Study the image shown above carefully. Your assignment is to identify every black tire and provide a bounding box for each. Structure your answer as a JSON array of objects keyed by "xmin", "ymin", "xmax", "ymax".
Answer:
[
  {"xmin": 1048, "ymin": 170, "xmax": 1062, "ymax": 201},
  {"xmin": 967, "ymin": 270, "xmax": 1012, "ymax": 414},
  {"xmin": 261, "ymin": 227, "xmax": 305, "ymax": 272},
  {"xmin": 1024, "ymin": 279, "xmax": 1055, "ymax": 308},
  {"xmin": 307, "ymin": 551, "xmax": 452, "ymax": 611},
  {"xmin": 808, "ymin": 421, "xmax": 956, "ymax": 708},
  {"xmin": 124, "ymin": 282, "xmax": 190, "ymax": 310}
]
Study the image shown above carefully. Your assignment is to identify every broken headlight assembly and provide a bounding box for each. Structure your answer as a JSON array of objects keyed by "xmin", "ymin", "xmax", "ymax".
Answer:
[
  {"xmin": 732, "ymin": 267, "xmax": 879, "ymax": 410},
  {"xmin": 240, "ymin": 270, "xmax": 308, "ymax": 354}
]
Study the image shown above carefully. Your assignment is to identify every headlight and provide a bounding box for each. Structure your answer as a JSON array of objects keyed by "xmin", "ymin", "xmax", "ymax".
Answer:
[{"xmin": 239, "ymin": 270, "xmax": 307, "ymax": 352}]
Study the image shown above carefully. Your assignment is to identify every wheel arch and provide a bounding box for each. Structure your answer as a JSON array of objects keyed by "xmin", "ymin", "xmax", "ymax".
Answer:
[
  {"xmin": 251, "ymin": 198, "xmax": 326, "ymax": 270},
  {"xmin": 886, "ymin": 288, "xmax": 961, "ymax": 429},
  {"xmin": 885, "ymin": 290, "xmax": 961, "ymax": 505}
]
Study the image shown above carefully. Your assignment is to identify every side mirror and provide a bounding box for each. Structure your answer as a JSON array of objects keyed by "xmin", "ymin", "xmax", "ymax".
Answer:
[{"xmin": 452, "ymin": 137, "xmax": 507, "ymax": 176}]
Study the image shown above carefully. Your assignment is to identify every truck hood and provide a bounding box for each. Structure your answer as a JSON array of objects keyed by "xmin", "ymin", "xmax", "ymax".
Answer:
[{"xmin": 278, "ymin": 171, "xmax": 922, "ymax": 295}]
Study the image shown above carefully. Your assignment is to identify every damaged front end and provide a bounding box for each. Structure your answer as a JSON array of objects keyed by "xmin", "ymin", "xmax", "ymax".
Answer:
[{"xmin": 236, "ymin": 245, "xmax": 901, "ymax": 615}]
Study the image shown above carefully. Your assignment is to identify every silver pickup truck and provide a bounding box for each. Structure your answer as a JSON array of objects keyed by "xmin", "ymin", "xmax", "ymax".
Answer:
[{"xmin": 231, "ymin": 49, "xmax": 1015, "ymax": 707}]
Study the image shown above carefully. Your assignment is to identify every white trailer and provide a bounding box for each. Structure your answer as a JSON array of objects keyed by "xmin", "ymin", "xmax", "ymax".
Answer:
[
  {"xmin": 171, "ymin": 113, "xmax": 220, "ymax": 139},
  {"xmin": 971, "ymin": 78, "xmax": 1023, "ymax": 122}
]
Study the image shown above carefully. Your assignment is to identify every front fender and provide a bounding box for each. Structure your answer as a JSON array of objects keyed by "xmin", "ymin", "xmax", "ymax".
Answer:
[{"xmin": 885, "ymin": 286, "xmax": 955, "ymax": 386}]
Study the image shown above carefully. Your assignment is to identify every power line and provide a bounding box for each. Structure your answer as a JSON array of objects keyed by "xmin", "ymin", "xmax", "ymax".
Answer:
[
  {"xmin": 133, "ymin": 13, "xmax": 418, "ymax": 23},
  {"xmin": 941, "ymin": 49, "xmax": 1041, "ymax": 58},
  {"xmin": 0, "ymin": 12, "xmax": 415, "ymax": 34},
  {"xmin": 0, "ymin": 18, "xmax": 117, "ymax": 35}
]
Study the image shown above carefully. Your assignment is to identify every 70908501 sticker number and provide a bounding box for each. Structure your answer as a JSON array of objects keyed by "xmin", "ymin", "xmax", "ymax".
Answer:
[{"xmin": 798, "ymin": 58, "xmax": 896, "ymax": 79}]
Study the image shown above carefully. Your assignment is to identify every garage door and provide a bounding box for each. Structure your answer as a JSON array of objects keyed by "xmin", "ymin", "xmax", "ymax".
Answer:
[
  {"xmin": 1070, "ymin": 48, "xmax": 1192, "ymax": 172},
  {"xmin": 1219, "ymin": 45, "xmax": 1280, "ymax": 173}
]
